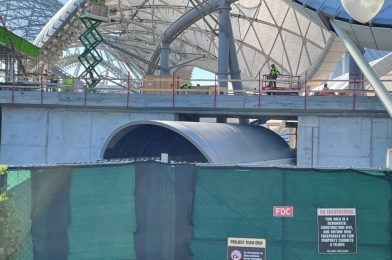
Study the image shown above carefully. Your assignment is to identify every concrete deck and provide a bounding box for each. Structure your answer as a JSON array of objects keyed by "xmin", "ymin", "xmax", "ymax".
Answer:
[{"xmin": 0, "ymin": 91, "xmax": 388, "ymax": 118}]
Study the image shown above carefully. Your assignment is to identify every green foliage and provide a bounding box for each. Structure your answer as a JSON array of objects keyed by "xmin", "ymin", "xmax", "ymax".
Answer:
[
  {"xmin": 0, "ymin": 165, "xmax": 7, "ymax": 175},
  {"xmin": 90, "ymin": 0, "xmax": 106, "ymax": 5},
  {"xmin": 0, "ymin": 166, "xmax": 22, "ymax": 260}
]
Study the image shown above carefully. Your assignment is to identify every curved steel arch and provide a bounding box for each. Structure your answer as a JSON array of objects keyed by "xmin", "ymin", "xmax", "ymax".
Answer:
[
  {"xmin": 146, "ymin": 0, "xmax": 228, "ymax": 74},
  {"xmin": 102, "ymin": 120, "xmax": 295, "ymax": 164}
]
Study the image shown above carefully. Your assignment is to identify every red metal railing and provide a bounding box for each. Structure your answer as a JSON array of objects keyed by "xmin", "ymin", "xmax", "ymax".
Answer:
[{"xmin": 0, "ymin": 74, "xmax": 390, "ymax": 112}]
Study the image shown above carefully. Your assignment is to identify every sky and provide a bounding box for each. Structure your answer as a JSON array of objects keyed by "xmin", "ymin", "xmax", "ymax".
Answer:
[{"xmin": 192, "ymin": 68, "xmax": 215, "ymax": 86}]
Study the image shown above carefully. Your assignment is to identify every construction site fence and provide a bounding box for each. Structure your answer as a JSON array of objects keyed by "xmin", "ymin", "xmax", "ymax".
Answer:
[{"xmin": 0, "ymin": 162, "xmax": 391, "ymax": 260}]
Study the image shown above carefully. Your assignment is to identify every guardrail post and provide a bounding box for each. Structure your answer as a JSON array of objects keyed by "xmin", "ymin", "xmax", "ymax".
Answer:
[
  {"xmin": 304, "ymin": 84, "xmax": 307, "ymax": 110},
  {"xmin": 40, "ymin": 73, "xmax": 44, "ymax": 105},
  {"xmin": 258, "ymin": 72, "xmax": 261, "ymax": 108},
  {"xmin": 84, "ymin": 82, "xmax": 87, "ymax": 106},
  {"xmin": 214, "ymin": 75, "xmax": 217, "ymax": 108},
  {"xmin": 11, "ymin": 80, "xmax": 15, "ymax": 104},
  {"xmin": 126, "ymin": 73, "xmax": 130, "ymax": 108},
  {"xmin": 172, "ymin": 74, "xmax": 175, "ymax": 107}
]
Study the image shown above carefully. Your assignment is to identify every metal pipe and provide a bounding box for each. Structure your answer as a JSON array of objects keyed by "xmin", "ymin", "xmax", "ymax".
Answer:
[
  {"xmin": 331, "ymin": 20, "xmax": 392, "ymax": 118},
  {"xmin": 228, "ymin": 12, "xmax": 242, "ymax": 91},
  {"xmin": 217, "ymin": 0, "xmax": 230, "ymax": 88},
  {"xmin": 160, "ymin": 42, "xmax": 170, "ymax": 75}
]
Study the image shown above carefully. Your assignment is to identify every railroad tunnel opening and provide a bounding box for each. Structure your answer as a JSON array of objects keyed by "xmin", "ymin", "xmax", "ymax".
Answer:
[{"xmin": 103, "ymin": 124, "xmax": 208, "ymax": 163}]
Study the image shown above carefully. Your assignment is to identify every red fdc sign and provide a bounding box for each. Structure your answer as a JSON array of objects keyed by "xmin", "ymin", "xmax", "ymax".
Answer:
[{"xmin": 273, "ymin": 206, "xmax": 294, "ymax": 217}]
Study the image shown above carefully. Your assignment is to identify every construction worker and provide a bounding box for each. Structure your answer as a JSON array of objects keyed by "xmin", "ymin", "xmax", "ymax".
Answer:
[
  {"xmin": 181, "ymin": 82, "xmax": 192, "ymax": 89},
  {"xmin": 320, "ymin": 83, "xmax": 335, "ymax": 96},
  {"xmin": 180, "ymin": 82, "xmax": 192, "ymax": 93},
  {"xmin": 268, "ymin": 64, "xmax": 280, "ymax": 88},
  {"xmin": 63, "ymin": 78, "xmax": 74, "ymax": 92}
]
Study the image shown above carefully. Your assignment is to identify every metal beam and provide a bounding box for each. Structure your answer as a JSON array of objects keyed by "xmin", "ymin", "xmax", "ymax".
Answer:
[
  {"xmin": 160, "ymin": 42, "xmax": 170, "ymax": 75},
  {"xmin": 169, "ymin": 54, "xmax": 206, "ymax": 70},
  {"xmin": 104, "ymin": 40, "xmax": 160, "ymax": 69},
  {"xmin": 227, "ymin": 10, "xmax": 242, "ymax": 91},
  {"xmin": 148, "ymin": 0, "xmax": 237, "ymax": 75}
]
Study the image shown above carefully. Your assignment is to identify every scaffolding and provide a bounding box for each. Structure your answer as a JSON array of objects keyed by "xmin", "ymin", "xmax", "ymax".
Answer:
[
  {"xmin": 0, "ymin": 15, "xmax": 26, "ymax": 80},
  {"xmin": 0, "ymin": 16, "xmax": 40, "ymax": 83},
  {"xmin": 77, "ymin": 4, "xmax": 109, "ymax": 90}
]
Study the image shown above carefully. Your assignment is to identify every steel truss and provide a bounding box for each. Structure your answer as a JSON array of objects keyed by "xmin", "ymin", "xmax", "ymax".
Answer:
[{"xmin": 0, "ymin": 0, "xmax": 62, "ymax": 42}]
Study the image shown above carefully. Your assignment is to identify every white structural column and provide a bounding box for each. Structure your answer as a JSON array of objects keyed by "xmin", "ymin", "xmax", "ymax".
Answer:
[{"xmin": 330, "ymin": 20, "xmax": 392, "ymax": 118}]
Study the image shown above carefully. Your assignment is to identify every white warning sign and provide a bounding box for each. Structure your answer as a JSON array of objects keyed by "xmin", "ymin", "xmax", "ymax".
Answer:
[
  {"xmin": 227, "ymin": 237, "xmax": 266, "ymax": 260},
  {"xmin": 317, "ymin": 208, "xmax": 357, "ymax": 254}
]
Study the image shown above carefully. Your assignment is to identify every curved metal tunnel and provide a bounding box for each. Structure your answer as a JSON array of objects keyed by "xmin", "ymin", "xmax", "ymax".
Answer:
[{"xmin": 102, "ymin": 121, "xmax": 295, "ymax": 164}]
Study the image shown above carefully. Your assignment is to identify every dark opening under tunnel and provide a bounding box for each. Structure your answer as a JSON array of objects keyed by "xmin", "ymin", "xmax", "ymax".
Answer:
[
  {"xmin": 103, "ymin": 125, "xmax": 207, "ymax": 163},
  {"xmin": 103, "ymin": 121, "xmax": 295, "ymax": 164}
]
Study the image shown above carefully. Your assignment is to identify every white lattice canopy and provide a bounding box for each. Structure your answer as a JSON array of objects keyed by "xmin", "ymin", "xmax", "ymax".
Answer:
[{"xmin": 31, "ymin": 0, "xmax": 345, "ymax": 87}]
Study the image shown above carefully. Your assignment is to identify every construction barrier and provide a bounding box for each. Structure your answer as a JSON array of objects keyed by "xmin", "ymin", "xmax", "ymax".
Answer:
[{"xmin": 1, "ymin": 162, "xmax": 391, "ymax": 259}]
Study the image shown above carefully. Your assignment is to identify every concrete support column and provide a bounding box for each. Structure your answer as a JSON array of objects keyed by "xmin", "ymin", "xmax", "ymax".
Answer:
[
  {"xmin": 217, "ymin": 0, "xmax": 230, "ymax": 88},
  {"xmin": 216, "ymin": 116, "xmax": 227, "ymax": 123},
  {"xmin": 160, "ymin": 42, "xmax": 170, "ymax": 75},
  {"xmin": 177, "ymin": 114, "xmax": 200, "ymax": 122}
]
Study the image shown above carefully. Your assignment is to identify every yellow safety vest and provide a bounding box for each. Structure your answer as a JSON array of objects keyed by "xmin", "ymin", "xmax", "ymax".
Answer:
[
  {"xmin": 182, "ymin": 83, "xmax": 191, "ymax": 89},
  {"xmin": 271, "ymin": 67, "xmax": 279, "ymax": 76}
]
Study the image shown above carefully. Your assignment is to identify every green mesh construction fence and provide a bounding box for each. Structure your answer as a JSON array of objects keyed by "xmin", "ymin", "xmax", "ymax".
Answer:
[
  {"xmin": 134, "ymin": 162, "xmax": 195, "ymax": 259},
  {"xmin": 11, "ymin": 170, "xmax": 33, "ymax": 260},
  {"xmin": 2, "ymin": 163, "xmax": 391, "ymax": 260},
  {"xmin": 68, "ymin": 165, "xmax": 136, "ymax": 260},
  {"xmin": 1, "ymin": 164, "xmax": 137, "ymax": 260},
  {"xmin": 2, "ymin": 169, "xmax": 33, "ymax": 260},
  {"xmin": 30, "ymin": 167, "xmax": 72, "ymax": 259},
  {"xmin": 191, "ymin": 167, "xmax": 392, "ymax": 260}
]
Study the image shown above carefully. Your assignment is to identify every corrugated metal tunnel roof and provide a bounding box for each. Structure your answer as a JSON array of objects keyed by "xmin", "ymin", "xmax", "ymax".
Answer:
[{"xmin": 102, "ymin": 120, "xmax": 295, "ymax": 164}]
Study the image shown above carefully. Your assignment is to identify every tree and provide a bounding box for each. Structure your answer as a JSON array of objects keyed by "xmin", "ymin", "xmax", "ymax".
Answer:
[{"xmin": 0, "ymin": 165, "xmax": 22, "ymax": 260}]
